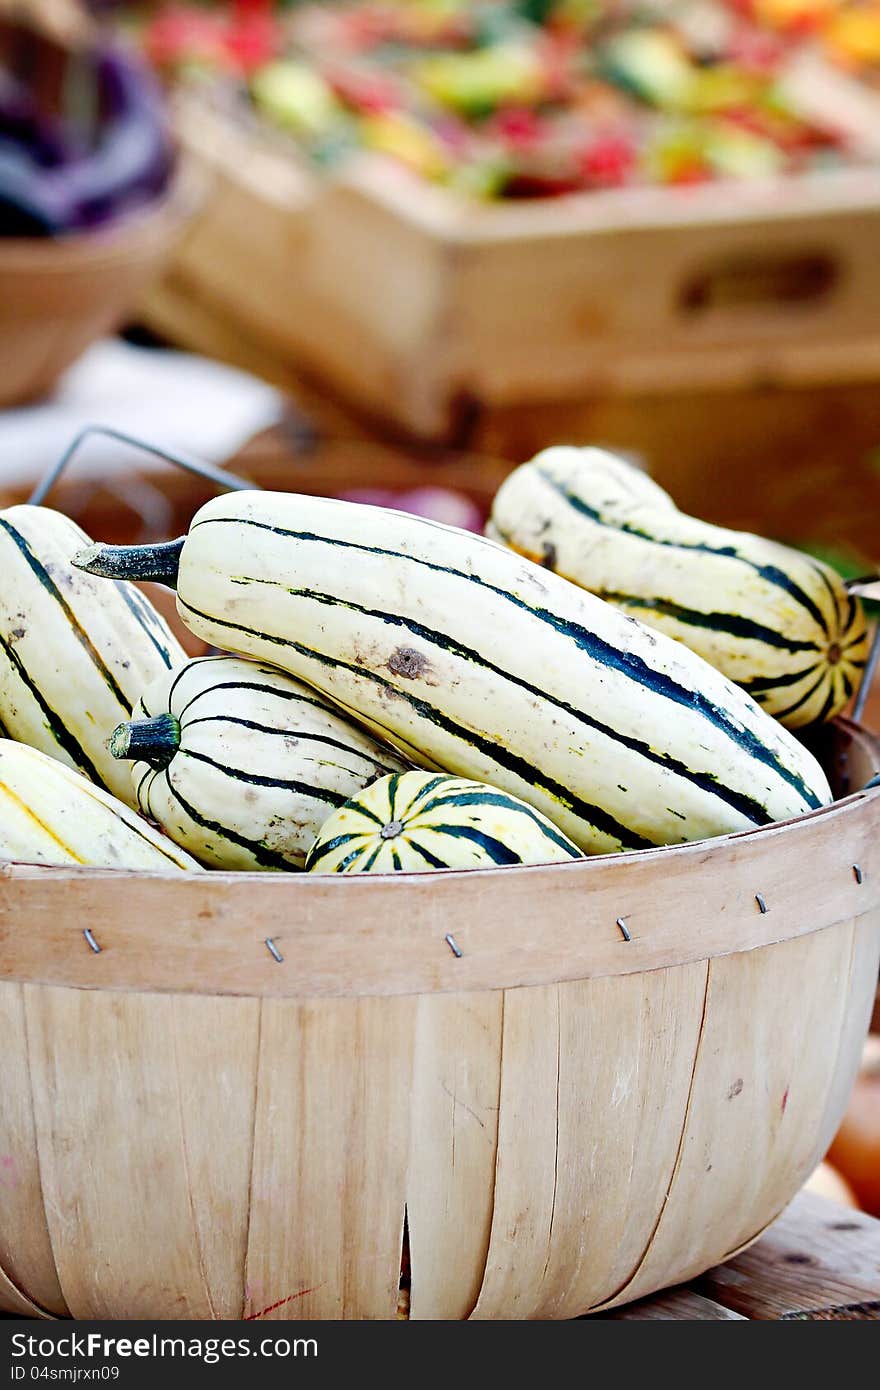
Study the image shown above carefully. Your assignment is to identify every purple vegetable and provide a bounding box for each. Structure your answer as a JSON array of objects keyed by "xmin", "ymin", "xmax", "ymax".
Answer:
[
  {"xmin": 63, "ymin": 43, "xmax": 175, "ymax": 229},
  {"xmin": 0, "ymin": 145, "xmax": 71, "ymax": 233},
  {"xmin": 0, "ymin": 40, "xmax": 174, "ymax": 238},
  {"xmin": 0, "ymin": 88, "xmax": 75, "ymax": 168}
]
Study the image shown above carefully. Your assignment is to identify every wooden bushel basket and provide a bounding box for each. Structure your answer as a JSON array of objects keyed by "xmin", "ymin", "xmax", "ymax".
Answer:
[{"xmin": 0, "ymin": 715, "xmax": 877, "ymax": 1321}]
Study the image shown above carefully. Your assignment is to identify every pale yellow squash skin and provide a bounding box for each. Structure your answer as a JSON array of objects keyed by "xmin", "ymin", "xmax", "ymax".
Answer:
[
  {"xmin": 0, "ymin": 505, "xmax": 185, "ymax": 804},
  {"xmin": 489, "ymin": 447, "xmax": 868, "ymax": 730},
  {"xmin": 0, "ymin": 741, "xmax": 201, "ymax": 872},
  {"xmin": 121, "ymin": 655, "xmax": 410, "ymax": 871},
  {"xmin": 306, "ymin": 771, "xmax": 583, "ymax": 874}
]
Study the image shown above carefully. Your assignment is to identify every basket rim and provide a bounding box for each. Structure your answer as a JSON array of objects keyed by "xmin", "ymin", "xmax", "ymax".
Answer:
[{"xmin": 1, "ymin": 718, "xmax": 877, "ymax": 1001}]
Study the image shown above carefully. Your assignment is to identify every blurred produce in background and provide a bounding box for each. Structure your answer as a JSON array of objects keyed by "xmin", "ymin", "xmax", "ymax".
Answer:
[
  {"xmin": 742, "ymin": 0, "xmax": 880, "ymax": 77},
  {"xmin": 112, "ymin": 0, "xmax": 880, "ymax": 198}
]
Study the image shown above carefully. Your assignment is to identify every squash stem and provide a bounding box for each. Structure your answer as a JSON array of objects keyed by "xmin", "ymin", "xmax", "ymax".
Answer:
[
  {"xmin": 72, "ymin": 538, "xmax": 185, "ymax": 586},
  {"xmin": 111, "ymin": 714, "xmax": 181, "ymax": 770}
]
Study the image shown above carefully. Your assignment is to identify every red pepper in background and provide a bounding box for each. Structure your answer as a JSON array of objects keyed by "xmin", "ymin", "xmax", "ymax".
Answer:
[
  {"xmin": 326, "ymin": 64, "xmax": 403, "ymax": 116},
  {"xmin": 727, "ymin": 26, "xmax": 789, "ymax": 74},
  {"xmin": 143, "ymin": 3, "xmax": 281, "ymax": 78},
  {"xmin": 225, "ymin": 15, "xmax": 281, "ymax": 75},
  {"xmin": 580, "ymin": 132, "xmax": 638, "ymax": 187},
  {"xmin": 143, "ymin": 6, "xmax": 230, "ymax": 73},
  {"xmin": 491, "ymin": 107, "xmax": 545, "ymax": 150},
  {"xmin": 227, "ymin": 0, "xmax": 281, "ymax": 74}
]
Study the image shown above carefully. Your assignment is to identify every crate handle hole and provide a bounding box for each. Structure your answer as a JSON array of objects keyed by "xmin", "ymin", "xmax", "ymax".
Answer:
[{"xmin": 679, "ymin": 253, "xmax": 839, "ymax": 315}]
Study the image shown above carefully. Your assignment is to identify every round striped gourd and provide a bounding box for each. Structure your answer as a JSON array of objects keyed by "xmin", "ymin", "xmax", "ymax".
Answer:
[
  {"xmin": 0, "ymin": 740, "xmax": 200, "ymax": 872},
  {"xmin": 0, "ymin": 504, "xmax": 185, "ymax": 805},
  {"xmin": 489, "ymin": 447, "xmax": 869, "ymax": 730},
  {"xmin": 112, "ymin": 655, "xmax": 410, "ymax": 871},
  {"xmin": 306, "ymin": 771, "xmax": 584, "ymax": 874}
]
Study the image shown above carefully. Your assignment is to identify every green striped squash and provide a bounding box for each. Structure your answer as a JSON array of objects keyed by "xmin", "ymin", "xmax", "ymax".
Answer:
[
  {"xmin": 73, "ymin": 490, "xmax": 833, "ymax": 855},
  {"xmin": 489, "ymin": 447, "xmax": 869, "ymax": 730},
  {"xmin": 0, "ymin": 505, "xmax": 186, "ymax": 805},
  {"xmin": 305, "ymin": 771, "xmax": 584, "ymax": 873},
  {"xmin": 113, "ymin": 655, "xmax": 410, "ymax": 870},
  {"xmin": 0, "ymin": 740, "xmax": 201, "ymax": 872}
]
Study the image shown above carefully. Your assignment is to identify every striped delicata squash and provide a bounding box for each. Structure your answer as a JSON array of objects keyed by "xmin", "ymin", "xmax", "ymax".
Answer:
[
  {"xmin": 0, "ymin": 740, "xmax": 201, "ymax": 872},
  {"xmin": 0, "ymin": 504, "xmax": 185, "ymax": 804},
  {"xmin": 111, "ymin": 655, "xmax": 410, "ymax": 870},
  {"xmin": 74, "ymin": 490, "xmax": 832, "ymax": 855},
  {"xmin": 306, "ymin": 771, "xmax": 583, "ymax": 873},
  {"xmin": 488, "ymin": 447, "xmax": 869, "ymax": 730}
]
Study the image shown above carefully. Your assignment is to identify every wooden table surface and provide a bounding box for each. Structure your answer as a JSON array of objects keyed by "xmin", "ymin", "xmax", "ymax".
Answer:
[{"xmin": 591, "ymin": 1191, "xmax": 880, "ymax": 1320}]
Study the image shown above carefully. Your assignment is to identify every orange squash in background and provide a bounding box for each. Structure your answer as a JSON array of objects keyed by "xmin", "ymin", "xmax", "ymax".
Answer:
[
  {"xmin": 804, "ymin": 1160, "xmax": 859, "ymax": 1209},
  {"xmin": 826, "ymin": 1034, "xmax": 880, "ymax": 1216}
]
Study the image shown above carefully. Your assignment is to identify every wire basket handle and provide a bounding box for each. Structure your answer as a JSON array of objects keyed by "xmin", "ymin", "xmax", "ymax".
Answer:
[{"xmin": 27, "ymin": 424, "xmax": 256, "ymax": 508}]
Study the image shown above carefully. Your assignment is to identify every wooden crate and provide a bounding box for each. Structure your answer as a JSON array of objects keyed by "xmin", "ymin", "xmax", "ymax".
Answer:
[
  {"xmin": 142, "ymin": 67, "xmax": 880, "ymax": 453},
  {"xmin": 0, "ymin": 718, "xmax": 877, "ymax": 1320}
]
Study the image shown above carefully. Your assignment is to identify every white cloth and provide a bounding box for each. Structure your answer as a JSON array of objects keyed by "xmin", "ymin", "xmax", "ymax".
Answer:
[{"xmin": 0, "ymin": 338, "xmax": 284, "ymax": 489}]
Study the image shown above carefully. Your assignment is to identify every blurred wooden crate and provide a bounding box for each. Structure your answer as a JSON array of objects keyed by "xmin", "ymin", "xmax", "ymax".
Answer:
[{"xmin": 136, "ymin": 72, "xmax": 880, "ymax": 541}]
